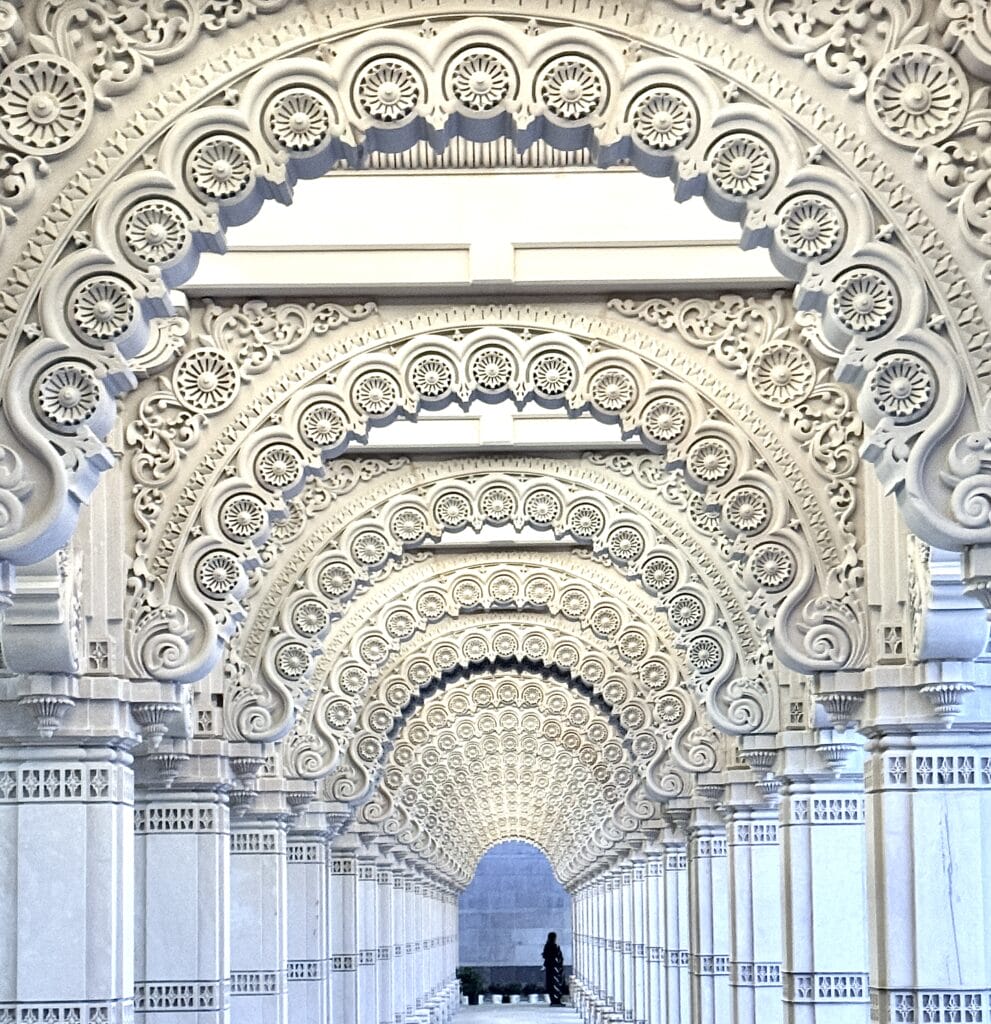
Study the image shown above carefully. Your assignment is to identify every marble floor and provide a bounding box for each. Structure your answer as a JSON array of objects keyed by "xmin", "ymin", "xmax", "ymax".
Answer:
[{"xmin": 457, "ymin": 1006, "xmax": 580, "ymax": 1021}]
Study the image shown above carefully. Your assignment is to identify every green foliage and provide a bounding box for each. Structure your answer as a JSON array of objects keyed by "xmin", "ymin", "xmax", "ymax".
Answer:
[{"xmin": 456, "ymin": 966, "xmax": 484, "ymax": 998}]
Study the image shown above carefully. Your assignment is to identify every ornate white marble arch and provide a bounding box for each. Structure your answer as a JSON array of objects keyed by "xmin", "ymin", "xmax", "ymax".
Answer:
[{"xmin": 0, "ymin": 4, "xmax": 990, "ymax": 580}]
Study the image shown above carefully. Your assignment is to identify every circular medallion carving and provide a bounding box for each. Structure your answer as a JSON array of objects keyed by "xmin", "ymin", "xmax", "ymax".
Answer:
[
  {"xmin": 629, "ymin": 86, "xmax": 697, "ymax": 150},
  {"xmin": 275, "ymin": 641, "xmax": 311, "ymax": 680},
  {"xmin": 351, "ymin": 370, "xmax": 400, "ymax": 417},
  {"xmin": 185, "ymin": 134, "xmax": 254, "ymax": 200},
  {"xmin": 173, "ymin": 349, "xmax": 239, "ymax": 413},
  {"xmin": 416, "ymin": 589, "xmax": 446, "ymax": 619},
  {"xmin": 641, "ymin": 554, "xmax": 679, "ymax": 593},
  {"xmin": 350, "ymin": 530, "xmax": 389, "ymax": 565},
  {"xmin": 641, "ymin": 396, "xmax": 690, "ymax": 444},
  {"xmin": 353, "ymin": 57, "xmax": 423, "ymax": 122},
  {"xmin": 408, "ymin": 353, "xmax": 456, "ymax": 399},
  {"xmin": 291, "ymin": 599, "xmax": 330, "ymax": 637},
  {"xmin": 0, "ymin": 55, "xmax": 92, "ymax": 155},
  {"xmin": 529, "ymin": 351, "xmax": 577, "ymax": 397},
  {"xmin": 452, "ymin": 578, "xmax": 483, "ymax": 606},
  {"xmin": 668, "ymin": 592, "xmax": 705, "ymax": 631},
  {"xmin": 469, "ymin": 346, "xmax": 514, "ymax": 391},
  {"xmin": 775, "ymin": 193, "xmax": 846, "ymax": 263},
  {"xmin": 219, "ymin": 493, "xmax": 267, "ymax": 541},
  {"xmin": 560, "ymin": 587, "xmax": 591, "ymax": 618},
  {"xmin": 317, "ymin": 559, "xmax": 356, "ymax": 598},
  {"xmin": 33, "ymin": 361, "xmax": 101, "ymax": 431},
  {"xmin": 748, "ymin": 342, "xmax": 816, "ymax": 407},
  {"xmin": 867, "ymin": 46, "xmax": 968, "ymax": 145},
  {"xmin": 434, "ymin": 491, "xmax": 472, "ymax": 527},
  {"xmin": 489, "ymin": 573, "xmax": 520, "ymax": 602},
  {"xmin": 567, "ymin": 502, "xmax": 605, "ymax": 538},
  {"xmin": 588, "ymin": 366, "xmax": 637, "ymax": 412},
  {"xmin": 446, "ymin": 46, "xmax": 515, "ymax": 111},
  {"xmin": 723, "ymin": 486, "xmax": 771, "ymax": 534},
  {"xmin": 607, "ymin": 525, "xmax": 646, "ymax": 563},
  {"xmin": 121, "ymin": 198, "xmax": 190, "ymax": 267},
  {"xmin": 265, "ymin": 86, "xmax": 334, "ymax": 150},
  {"xmin": 657, "ymin": 694, "xmax": 685, "ymax": 725},
  {"xmin": 640, "ymin": 658, "xmax": 670, "ymax": 689},
  {"xmin": 536, "ymin": 55, "xmax": 607, "ymax": 121},
  {"xmin": 194, "ymin": 550, "xmax": 242, "ymax": 599},
  {"xmin": 299, "ymin": 402, "xmax": 348, "ymax": 449},
  {"xmin": 686, "ymin": 437, "xmax": 736, "ymax": 485},
  {"xmin": 479, "ymin": 486, "xmax": 517, "ymax": 523},
  {"xmin": 523, "ymin": 489, "xmax": 562, "ymax": 525},
  {"xmin": 687, "ymin": 635, "xmax": 724, "ymax": 673},
  {"xmin": 389, "ymin": 505, "xmax": 428, "ymax": 542},
  {"xmin": 68, "ymin": 275, "xmax": 137, "ymax": 346},
  {"xmin": 829, "ymin": 267, "xmax": 900, "ymax": 338},
  {"xmin": 869, "ymin": 353, "xmax": 937, "ymax": 423},
  {"xmin": 254, "ymin": 443, "xmax": 304, "ymax": 491},
  {"xmin": 708, "ymin": 132, "xmax": 777, "ymax": 198},
  {"xmin": 749, "ymin": 542, "xmax": 796, "ymax": 591}
]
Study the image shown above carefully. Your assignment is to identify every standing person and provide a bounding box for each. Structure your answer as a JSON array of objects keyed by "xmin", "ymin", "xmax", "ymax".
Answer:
[{"xmin": 542, "ymin": 931, "xmax": 566, "ymax": 1005}]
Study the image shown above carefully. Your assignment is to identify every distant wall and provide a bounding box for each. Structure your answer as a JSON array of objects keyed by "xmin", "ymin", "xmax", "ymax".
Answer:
[{"xmin": 458, "ymin": 841, "xmax": 573, "ymax": 980}]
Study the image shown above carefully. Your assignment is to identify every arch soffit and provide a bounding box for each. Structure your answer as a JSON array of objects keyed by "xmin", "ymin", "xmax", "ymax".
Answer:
[
  {"xmin": 361, "ymin": 669, "xmax": 649, "ymax": 884},
  {"xmin": 0, "ymin": 9, "xmax": 985, "ymax": 585},
  {"xmin": 304, "ymin": 612, "xmax": 727, "ymax": 806},
  {"xmin": 210, "ymin": 457, "xmax": 800, "ymax": 750}
]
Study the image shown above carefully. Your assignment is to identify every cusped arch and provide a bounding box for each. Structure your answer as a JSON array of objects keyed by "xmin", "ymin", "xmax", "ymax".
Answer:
[
  {"xmin": 0, "ymin": 12, "xmax": 984, "ymax": 601},
  {"xmin": 313, "ymin": 614, "xmax": 724, "ymax": 807},
  {"xmin": 357, "ymin": 668, "xmax": 654, "ymax": 885}
]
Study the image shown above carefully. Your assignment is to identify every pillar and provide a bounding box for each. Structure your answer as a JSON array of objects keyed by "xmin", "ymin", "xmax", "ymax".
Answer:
[
  {"xmin": 286, "ymin": 817, "xmax": 330, "ymax": 1024},
  {"xmin": 644, "ymin": 846, "xmax": 667, "ymax": 1024},
  {"xmin": 864, "ymin": 719, "xmax": 991, "ymax": 1022},
  {"xmin": 778, "ymin": 752, "xmax": 870, "ymax": 1024},
  {"xmin": 687, "ymin": 805, "xmax": 731, "ymax": 1024},
  {"xmin": 0, "ymin": 728, "xmax": 134, "ymax": 1022},
  {"xmin": 356, "ymin": 839, "xmax": 379, "ymax": 1024},
  {"xmin": 134, "ymin": 772, "xmax": 230, "ymax": 1022},
  {"xmin": 376, "ymin": 851, "xmax": 394, "ymax": 1024},
  {"xmin": 724, "ymin": 793, "xmax": 783, "ymax": 1024},
  {"xmin": 229, "ymin": 812, "xmax": 289, "ymax": 1023},
  {"xmin": 331, "ymin": 833, "xmax": 359, "ymax": 1023},
  {"xmin": 662, "ymin": 827, "xmax": 690, "ymax": 1024}
]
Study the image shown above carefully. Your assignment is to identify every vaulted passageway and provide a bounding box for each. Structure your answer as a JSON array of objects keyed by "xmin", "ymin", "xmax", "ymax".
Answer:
[{"xmin": 1, "ymin": 5, "xmax": 991, "ymax": 1023}]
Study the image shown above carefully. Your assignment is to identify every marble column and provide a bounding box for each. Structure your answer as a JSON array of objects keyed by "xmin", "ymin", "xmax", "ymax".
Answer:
[
  {"xmin": 356, "ymin": 839, "xmax": 379, "ymax": 1024},
  {"xmin": 778, "ymin": 752, "xmax": 870, "ymax": 1024},
  {"xmin": 687, "ymin": 806, "xmax": 731, "ymax": 1024},
  {"xmin": 229, "ymin": 811, "xmax": 289, "ymax": 1023},
  {"xmin": 619, "ymin": 860, "xmax": 635, "ymax": 1022},
  {"xmin": 662, "ymin": 828, "xmax": 691, "ymax": 1024},
  {"xmin": 630, "ymin": 854, "xmax": 648, "ymax": 1024},
  {"xmin": 724, "ymin": 792, "xmax": 783, "ymax": 1024},
  {"xmin": 134, "ymin": 771, "xmax": 230, "ymax": 1022},
  {"xmin": 286, "ymin": 814, "xmax": 330, "ymax": 1024},
  {"xmin": 0, "ymin": 728, "xmax": 135, "ymax": 1023},
  {"xmin": 644, "ymin": 846, "xmax": 667, "ymax": 1024},
  {"xmin": 392, "ymin": 858, "xmax": 408, "ymax": 1023},
  {"xmin": 330, "ymin": 833, "xmax": 359, "ymax": 1023},
  {"xmin": 864, "ymin": 721, "xmax": 991, "ymax": 1022},
  {"xmin": 376, "ymin": 851, "xmax": 394, "ymax": 1024}
]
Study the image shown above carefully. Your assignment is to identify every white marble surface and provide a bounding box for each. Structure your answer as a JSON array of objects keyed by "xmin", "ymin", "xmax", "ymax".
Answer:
[{"xmin": 457, "ymin": 1005, "xmax": 580, "ymax": 1022}]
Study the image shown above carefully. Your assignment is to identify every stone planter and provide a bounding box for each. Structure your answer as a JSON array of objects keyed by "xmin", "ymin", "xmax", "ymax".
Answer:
[
  {"xmin": 461, "ymin": 996, "xmax": 469, "ymax": 1006},
  {"xmin": 528, "ymin": 994, "xmax": 541, "ymax": 1004},
  {"xmin": 492, "ymin": 994, "xmax": 503, "ymax": 1004},
  {"xmin": 509, "ymin": 995, "xmax": 521, "ymax": 1004}
]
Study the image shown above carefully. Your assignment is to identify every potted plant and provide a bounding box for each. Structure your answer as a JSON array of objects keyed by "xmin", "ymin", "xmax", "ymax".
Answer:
[
  {"xmin": 457, "ymin": 967, "xmax": 484, "ymax": 1005},
  {"xmin": 491, "ymin": 987, "xmax": 503, "ymax": 1005},
  {"xmin": 522, "ymin": 983, "xmax": 539, "ymax": 1004},
  {"xmin": 505, "ymin": 982, "xmax": 523, "ymax": 1004}
]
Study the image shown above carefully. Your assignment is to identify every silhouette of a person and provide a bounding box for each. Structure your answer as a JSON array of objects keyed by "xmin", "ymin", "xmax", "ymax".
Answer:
[{"xmin": 542, "ymin": 931, "xmax": 565, "ymax": 1005}]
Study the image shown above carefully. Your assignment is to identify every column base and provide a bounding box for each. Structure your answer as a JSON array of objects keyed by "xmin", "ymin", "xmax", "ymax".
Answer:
[{"xmin": 870, "ymin": 989, "xmax": 991, "ymax": 1024}]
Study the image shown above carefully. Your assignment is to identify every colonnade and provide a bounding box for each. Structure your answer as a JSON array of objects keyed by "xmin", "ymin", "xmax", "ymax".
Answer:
[
  {"xmin": 135, "ymin": 786, "xmax": 459, "ymax": 1023},
  {"xmin": 570, "ymin": 721, "xmax": 991, "ymax": 1024}
]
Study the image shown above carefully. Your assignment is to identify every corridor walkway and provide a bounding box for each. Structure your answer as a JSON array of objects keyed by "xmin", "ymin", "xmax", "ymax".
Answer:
[{"xmin": 457, "ymin": 1006, "xmax": 581, "ymax": 1022}]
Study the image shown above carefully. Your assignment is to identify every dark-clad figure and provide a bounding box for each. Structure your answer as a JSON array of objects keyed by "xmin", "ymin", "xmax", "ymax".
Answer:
[{"xmin": 542, "ymin": 931, "xmax": 566, "ymax": 1005}]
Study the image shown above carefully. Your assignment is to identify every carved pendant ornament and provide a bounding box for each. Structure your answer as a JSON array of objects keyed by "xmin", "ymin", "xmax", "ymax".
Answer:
[{"xmin": 0, "ymin": 13, "xmax": 986, "ymax": 588}]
